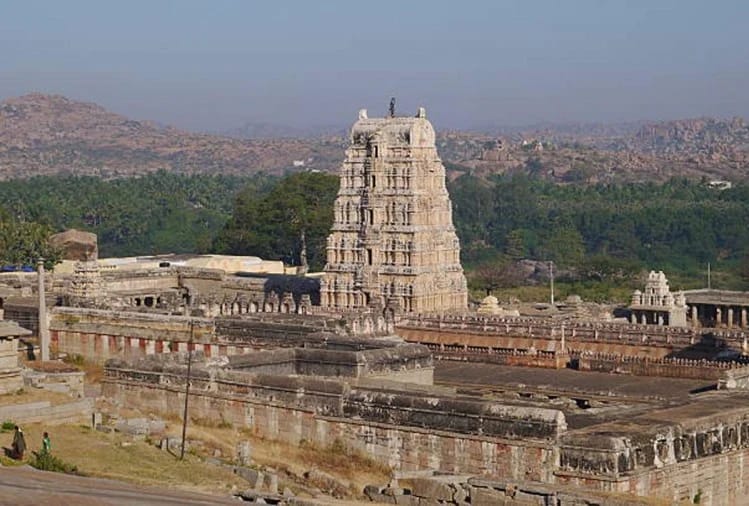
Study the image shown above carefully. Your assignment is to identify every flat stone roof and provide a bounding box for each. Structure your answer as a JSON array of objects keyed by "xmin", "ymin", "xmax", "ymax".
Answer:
[
  {"xmin": 683, "ymin": 288, "xmax": 749, "ymax": 306},
  {"xmin": 434, "ymin": 362, "xmax": 709, "ymax": 402},
  {"xmin": 0, "ymin": 320, "xmax": 31, "ymax": 337},
  {"xmin": 433, "ymin": 362, "xmax": 716, "ymax": 429}
]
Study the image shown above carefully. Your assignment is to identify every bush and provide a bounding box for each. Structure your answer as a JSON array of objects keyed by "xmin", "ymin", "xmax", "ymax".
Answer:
[
  {"xmin": 28, "ymin": 451, "xmax": 79, "ymax": 474},
  {"xmin": 62, "ymin": 354, "xmax": 85, "ymax": 367},
  {"xmin": 1, "ymin": 421, "xmax": 15, "ymax": 432}
]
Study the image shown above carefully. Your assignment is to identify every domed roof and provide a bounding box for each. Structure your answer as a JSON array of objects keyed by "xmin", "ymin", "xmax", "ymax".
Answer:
[{"xmin": 481, "ymin": 295, "xmax": 499, "ymax": 305}]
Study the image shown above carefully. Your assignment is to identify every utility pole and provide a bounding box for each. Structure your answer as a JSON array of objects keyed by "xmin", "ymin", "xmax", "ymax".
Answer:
[
  {"xmin": 549, "ymin": 261, "xmax": 555, "ymax": 306},
  {"xmin": 707, "ymin": 262, "xmax": 712, "ymax": 290},
  {"xmin": 37, "ymin": 258, "xmax": 50, "ymax": 361},
  {"xmin": 180, "ymin": 319, "xmax": 194, "ymax": 460}
]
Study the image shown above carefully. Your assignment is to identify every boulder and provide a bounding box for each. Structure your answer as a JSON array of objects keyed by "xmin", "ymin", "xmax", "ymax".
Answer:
[{"xmin": 49, "ymin": 229, "xmax": 98, "ymax": 261}]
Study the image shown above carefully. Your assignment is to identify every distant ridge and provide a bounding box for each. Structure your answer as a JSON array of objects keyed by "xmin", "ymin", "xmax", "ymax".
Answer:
[
  {"xmin": 1, "ymin": 93, "xmax": 748, "ymax": 183},
  {"xmin": 0, "ymin": 93, "xmax": 342, "ymax": 179},
  {"xmin": 220, "ymin": 121, "xmax": 346, "ymax": 140}
]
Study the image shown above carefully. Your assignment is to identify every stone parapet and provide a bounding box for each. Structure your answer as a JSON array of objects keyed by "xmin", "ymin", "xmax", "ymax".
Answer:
[
  {"xmin": 103, "ymin": 355, "xmax": 565, "ymax": 444},
  {"xmin": 577, "ymin": 352, "xmax": 749, "ymax": 380}
]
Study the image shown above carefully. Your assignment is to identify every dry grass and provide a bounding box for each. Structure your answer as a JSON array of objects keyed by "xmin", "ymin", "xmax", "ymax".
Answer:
[
  {"xmin": 7, "ymin": 422, "xmax": 247, "ymax": 496},
  {"xmin": 183, "ymin": 423, "xmax": 391, "ymax": 498},
  {"xmin": 299, "ymin": 438, "xmax": 391, "ymax": 481},
  {"xmin": 0, "ymin": 408, "xmax": 388, "ymax": 501},
  {"xmin": 0, "ymin": 388, "xmax": 73, "ymax": 407}
]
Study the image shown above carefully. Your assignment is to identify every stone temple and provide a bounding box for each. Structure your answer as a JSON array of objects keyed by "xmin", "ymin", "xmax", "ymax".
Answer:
[{"xmin": 320, "ymin": 107, "xmax": 467, "ymax": 313}]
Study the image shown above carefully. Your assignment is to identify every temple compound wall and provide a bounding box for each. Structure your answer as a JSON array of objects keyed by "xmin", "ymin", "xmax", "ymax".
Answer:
[
  {"xmin": 49, "ymin": 307, "xmax": 393, "ymax": 364},
  {"xmin": 321, "ymin": 108, "xmax": 467, "ymax": 314},
  {"xmin": 396, "ymin": 313, "xmax": 741, "ymax": 356},
  {"xmin": 103, "ymin": 354, "xmax": 562, "ymax": 482},
  {"xmin": 556, "ymin": 395, "xmax": 749, "ymax": 505},
  {"xmin": 103, "ymin": 352, "xmax": 749, "ymax": 505}
]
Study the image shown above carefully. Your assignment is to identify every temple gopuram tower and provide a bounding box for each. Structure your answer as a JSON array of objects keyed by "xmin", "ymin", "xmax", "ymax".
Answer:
[{"xmin": 321, "ymin": 107, "xmax": 467, "ymax": 313}]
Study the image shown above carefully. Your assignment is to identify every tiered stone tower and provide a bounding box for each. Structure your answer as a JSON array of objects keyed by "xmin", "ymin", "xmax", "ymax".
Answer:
[
  {"xmin": 67, "ymin": 260, "xmax": 106, "ymax": 308},
  {"xmin": 321, "ymin": 107, "xmax": 467, "ymax": 313}
]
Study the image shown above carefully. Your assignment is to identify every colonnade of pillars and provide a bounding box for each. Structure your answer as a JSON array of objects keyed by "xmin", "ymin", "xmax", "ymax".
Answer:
[
  {"xmin": 689, "ymin": 304, "xmax": 749, "ymax": 329},
  {"xmin": 630, "ymin": 311, "xmax": 669, "ymax": 326}
]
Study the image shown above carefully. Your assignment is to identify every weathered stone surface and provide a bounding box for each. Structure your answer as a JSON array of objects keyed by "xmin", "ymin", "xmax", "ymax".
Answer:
[
  {"xmin": 233, "ymin": 467, "xmax": 262, "ymax": 489},
  {"xmin": 366, "ymin": 492, "xmax": 396, "ymax": 504},
  {"xmin": 50, "ymin": 229, "xmax": 98, "ymax": 261},
  {"xmin": 114, "ymin": 417, "xmax": 164, "ymax": 436},
  {"xmin": 393, "ymin": 495, "xmax": 420, "ymax": 505},
  {"xmin": 470, "ymin": 487, "xmax": 514, "ymax": 506},
  {"xmin": 321, "ymin": 109, "xmax": 467, "ymax": 313},
  {"xmin": 408, "ymin": 477, "xmax": 454, "ymax": 501},
  {"xmin": 262, "ymin": 472, "xmax": 278, "ymax": 494},
  {"xmin": 236, "ymin": 440, "xmax": 252, "ymax": 466},
  {"xmin": 303, "ymin": 469, "xmax": 348, "ymax": 496},
  {"xmin": 364, "ymin": 484, "xmax": 381, "ymax": 496}
]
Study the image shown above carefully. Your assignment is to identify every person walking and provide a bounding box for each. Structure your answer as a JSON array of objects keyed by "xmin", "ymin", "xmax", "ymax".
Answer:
[
  {"xmin": 11, "ymin": 426, "xmax": 26, "ymax": 460},
  {"xmin": 41, "ymin": 432, "xmax": 51, "ymax": 454}
]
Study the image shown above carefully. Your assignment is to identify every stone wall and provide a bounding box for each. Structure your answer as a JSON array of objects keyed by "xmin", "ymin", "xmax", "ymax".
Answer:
[
  {"xmin": 102, "ymin": 268, "xmax": 178, "ymax": 294},
  {"xmin": 557, "ymin": 397, "xmax": 749, "ymax": 504},
  {"xmin": 103, "ymin": 357, "xmax": 562, "ymax": 481},
  {"xmin": 397, "ymin": 314, "xmax": 709, "ymax": 350},
  {"xmin": 367, "ymin": 475, "xmax": 652, "ymax": 506},
  {"xmin": 48, "ymin": 307, "xmax": 406, "ymax": 364},
  {"xmin": 577, "ymin": 353, "xmax": 749, "ymax": 380},
  {"xmin": 397, "ymin": 314, "xmax": 749, "ymax": 376},
  {"xmin": 719, "ymin": 367, "xmax": 749, "ymax": 390},
  {"xmin": 227, "ymin": 345, "xmax": 434, "ymax": 384},
  {"xmin": 49, "ymin": 308, "xmax": 217, "ymax": 363},
  {"xmin": 0, "ymin": 399, "xmax": 93, "ymax": 425},
  {"xmin": 427, "ymin": 346, "xmax": 568, "ymax": 369},
  {"xmin": 23, "ymin": 369, "xmax": 85, "ymax": 398},
  {"xmin": 102, "ymin": 353, "xmax": 749, "ymax": 505}
]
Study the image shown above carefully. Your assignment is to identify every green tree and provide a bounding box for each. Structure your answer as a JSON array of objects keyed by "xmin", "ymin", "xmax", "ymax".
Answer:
[
  {"xmin": 0, "ymin": 220, "xmax": 61, "ymax": 269},
  {"xmin": 214, "ymin": 172, "xmax": 338, "ymax": 271},
  {"xmin": 503, "ymin": 229, "xmax": 527, "ymax": 260},
  {"xmin": 538, "ymin": 227, "xmax": 585, "ymax": 268},
  {"xmin": 470, "ymin": 255, "xmax": 526, "ymax": 295}
]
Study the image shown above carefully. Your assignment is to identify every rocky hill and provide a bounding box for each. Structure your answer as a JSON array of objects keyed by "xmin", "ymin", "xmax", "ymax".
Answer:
[
  {"xmin": 438, "ymin": 116, "xmax": 749, "ymax": 183},
  {"xmin": 2, "ymin": 93, "xmax": 748, "ymax": 183},
  {"xmin": 0, "ymin": 93, "xmax": 342, "ymax": 179}
]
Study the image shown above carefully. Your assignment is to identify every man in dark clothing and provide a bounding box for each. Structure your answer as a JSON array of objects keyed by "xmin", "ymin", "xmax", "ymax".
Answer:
[{"xmin": 12, "ymin": 426, "xmax": 26, "ymax": 460}]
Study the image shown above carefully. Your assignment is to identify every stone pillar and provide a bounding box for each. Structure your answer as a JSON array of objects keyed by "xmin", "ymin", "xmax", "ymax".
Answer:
[
  {"xmin": 691, "ymin": 305, "xmax": 699, "ymax": 326},
  {"xmin": 640, "ymin": 313, "xmax": 647, "ymax": 325},
  {"xmin": 657, "ymin": 313, "xmax": 664, "ymax": 326},
  {"xmin": 37, "ymin": 259, "xmax": 50, "ymax": 362},
  {"xmin": 728, "ymin": 307, "xmax": 735, "ymax": 329},
  {"xmin": 101, "ymin": 334, "xmax": 110, "ymax": 359},
  {"xmin": 716, "ymin": 307, "xmax": 722, "ymax": 328},
  {"xmin": 741, "ymin": 308, "xmax": 747, "ymax": 328}
]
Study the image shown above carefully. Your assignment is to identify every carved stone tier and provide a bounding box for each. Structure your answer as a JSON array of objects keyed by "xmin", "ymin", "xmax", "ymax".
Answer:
[{"xmin": 321, "ymin": 108, "xmax": 467, "ymax": 313}]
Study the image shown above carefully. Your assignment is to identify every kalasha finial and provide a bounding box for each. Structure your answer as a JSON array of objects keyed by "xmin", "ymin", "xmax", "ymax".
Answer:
[{"xmin": 389, "ymin": 97, "xmax": 396, "ymax": 118}]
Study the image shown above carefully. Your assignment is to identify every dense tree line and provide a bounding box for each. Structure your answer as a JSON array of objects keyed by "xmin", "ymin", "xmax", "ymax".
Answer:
[
  {"xmin": 3, "ymin": 171, "xmax": 749, "ymax": 296},
  {"xmin": 0, "ymin": 171, "xmax": 273, "ymax": 257},
  {"xmin": 448, "ymin": 174, "xmax": 749, "ymax": 290},
  {"xmin": 0, "ymin": 210, "xmax": 61, "ymax": 269},
  {"xmin": 212, "ymin": 172, "xmax": 339, "ymax": 271}
]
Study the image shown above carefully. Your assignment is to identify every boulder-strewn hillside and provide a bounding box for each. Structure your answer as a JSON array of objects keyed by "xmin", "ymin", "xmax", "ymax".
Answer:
[
  {"xmin": 0, "ymin": 93, "xmax": 342, "ymax": 179},
  {"xmin": 2, "ymin": 93, "xmax": 748, "ymax": 183},
  {"xmin": 627, "ymin": 117, "xmax": 749, "ymax": 155},
  {"xmin": 437, "ymin": 116, "xmax": 749, "ymax": 183}
]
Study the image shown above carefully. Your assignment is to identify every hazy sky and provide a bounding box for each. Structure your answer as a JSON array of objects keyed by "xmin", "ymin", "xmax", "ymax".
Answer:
[{"xmin": 2, "ymin": 0, "xmax": 748, "ymax": 132}]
